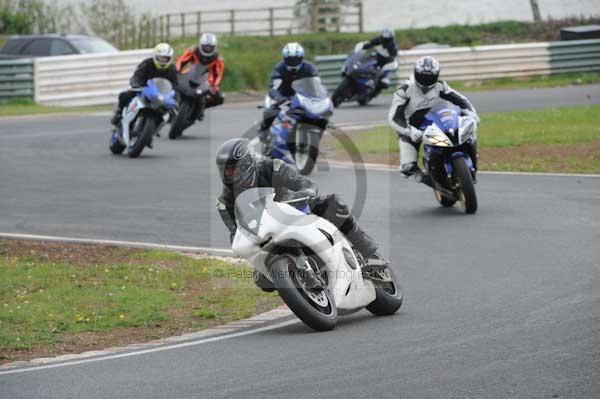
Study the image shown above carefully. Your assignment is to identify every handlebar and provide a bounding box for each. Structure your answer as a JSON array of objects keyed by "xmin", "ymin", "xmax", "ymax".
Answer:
[{"xmin": 281, "ymin": 196, "xmax": 311, "ymax": 204}]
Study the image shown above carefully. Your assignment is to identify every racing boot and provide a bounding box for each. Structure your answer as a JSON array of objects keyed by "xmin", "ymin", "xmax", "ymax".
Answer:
[
  {"xmin": 345, "ymin": 224, "xmax": 388, "ymax": 273},
  {"xmin": 110, "ymin": 107, "xmax": 123, "ymax": 130}
]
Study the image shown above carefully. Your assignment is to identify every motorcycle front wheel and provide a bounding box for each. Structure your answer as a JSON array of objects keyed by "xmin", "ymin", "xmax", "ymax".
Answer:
[
  {"xmin": 452, "ymin": 157, "xmax": 478, "ymax": 214},
  {"xmin": 331, "ymin": 77, "xmax": 352, "ymax": 108},
  {"xmin": 169, "ymin": 100, "xmax": 194, "ymax": 140},
  {"xmin": 365, "ymin": 265, "xmax": 403, "ymax": 316},
  {"xmin": 128, "ymin": 115, "xmax": 157, "ymax": 158},
  {"xmin": 294, "ymin": 125, "xmax": 319, "ymax": 175},
  {"xmin": 270, "ymin": 255, "xmax": 337, "ymax": 331}
]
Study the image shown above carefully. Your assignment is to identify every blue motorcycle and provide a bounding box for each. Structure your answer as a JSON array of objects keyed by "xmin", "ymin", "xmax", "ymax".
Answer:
[
  {"xmin": 331, "ymin": 44, "xmax": 398, "ymax": 108},
  {"xmin": 109, "ymin": 78, "xmax": 177, "ymax": 158},
  {"xmin": 252, "ymin": 77, "xmax": 333, "ymax": 175},
  {"xmin": 420, "ymin": 107, "xmax": 479, "ymax": 214}
]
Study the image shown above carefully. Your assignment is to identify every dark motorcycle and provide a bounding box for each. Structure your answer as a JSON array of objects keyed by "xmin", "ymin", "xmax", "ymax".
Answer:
[
  {"xmin": 168, "ymin": 64, "xmax": 210, "ymax": 139},
  {"xmin": 331, "ymin": 48, "xmax": 379, "ymax": 107}
]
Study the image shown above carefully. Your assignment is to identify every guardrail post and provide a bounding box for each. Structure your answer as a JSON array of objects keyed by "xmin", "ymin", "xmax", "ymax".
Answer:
[
  {"xmin": 269, "ymin": 8, "xmax": 274, "ymax": 36},
  {"xmin": 33, "ymin": 59, "xmax": 40, "ymax": 104},
  {"xmin": 166, "ymin": 14, "xmax": 171, "ymax": 42},
  {"xmin": 196, "ymin": 12, "xmax": 202, "ymax": 36},
  {"xmin": 181, "ymin": 13, "xmax": 186, "ymax": 38},
  {"xmin": 312, "ymin": 2, "xmax": 318, "ymax": 33},
  {"xmin": 230, "ymin": 9, "xmax": 235, "ymax": 35},
  {"xmin": 529, "ymin": 0, "xmax": 542, "ymax": 22},
  {"xmin": 358, "ymin": 1, "xmax": 364, "ymax": 33},
  {"xmin": 152, "ymin": 19, "xmax": 157, "ymax": 46}
]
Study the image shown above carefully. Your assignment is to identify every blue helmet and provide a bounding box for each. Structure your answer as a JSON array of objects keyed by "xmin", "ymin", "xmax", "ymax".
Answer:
[{"xmin": 282, "ymin": 42, "xmax": 305, "ymax": 72}]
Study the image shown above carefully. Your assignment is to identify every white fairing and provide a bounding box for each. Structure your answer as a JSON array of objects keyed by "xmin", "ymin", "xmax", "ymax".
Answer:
[
  {"xmin": 232, "ymin": 192, "xmax": 376, "ymax": 312},
  {"xmin": 297, "ymin": 93, "xmax": 333, "ymax": 115},
  {"xmin": 121, "ymin": 96, "xmax": 145, "ymax": 147},
  {"xmin": 458, "ymin": 115, "xmax": 477, "ymax": 144},
  {"xmin": 422, "ymin": 114, "xmax": 478, "ymax": 148}
]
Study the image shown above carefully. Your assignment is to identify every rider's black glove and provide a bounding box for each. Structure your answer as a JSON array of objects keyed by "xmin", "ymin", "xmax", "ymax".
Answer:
[{"xmin": 283, "ymin": 188, "xmax": 317, "ymax": 202}]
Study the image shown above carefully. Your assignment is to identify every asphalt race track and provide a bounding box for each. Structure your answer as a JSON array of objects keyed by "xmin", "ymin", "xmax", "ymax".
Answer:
[{"xmin": 1, "ymin": 85, "xmax": 599, "ymax": 398}]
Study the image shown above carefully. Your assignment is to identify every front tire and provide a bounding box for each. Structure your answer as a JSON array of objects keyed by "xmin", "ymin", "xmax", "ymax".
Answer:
[
  {"xmin": 331, "ymin": 78, "xmax": 352, "ymax": 108},
  {"xmin": 169, "ymin": 100, "xmax": 194, "ymax": 139},
  {"xmin": 270, "ymin": 256, "xmax": 337, "ymax": 331},
  {"xmin": 452, "ymin": 158, "xmax": 478, "ymax": 214},
  {"xmin": 128, "ymin": 116, "xmax": 157, "ymax": 158},
  {"xmin": 294, "ymin": 127, "xmax": 319, "ymax": 175},
  {"xmin": 366, "ymin": 266, "xmax": 403, "ymax": 316}
]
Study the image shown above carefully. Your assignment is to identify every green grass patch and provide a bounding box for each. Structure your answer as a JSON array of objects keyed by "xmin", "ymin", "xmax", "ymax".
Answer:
[
  {"xmin": 0, "ymin": 241, "xmax": 280, "ymax": 360},
  {"xmin": 0, "ymin": 99, "xmax": 110, "ymax": 117},
  {"xmin": 331, "ymin": 105, "xmax": 600, "ymax": 173},
  {"xmin": 449, "ymin": 72, "xmax": 600, "ymax": 92}
]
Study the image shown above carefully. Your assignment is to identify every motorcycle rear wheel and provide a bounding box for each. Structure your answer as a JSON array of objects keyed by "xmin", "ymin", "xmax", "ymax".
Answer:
[
  {"xmin": 434, "ymin": 189, "xmax": 456, "ymax": 208},
  {"xmin": 452, "ymin": 158, "xmax": 478, "ymax": 214},
  {"xmin": 109, "ymin": 130, "xmax": 125, "ymax": 154},
  {"xmin": 270, "ymin": 255, "xmax": 337, "ymax": 331}
]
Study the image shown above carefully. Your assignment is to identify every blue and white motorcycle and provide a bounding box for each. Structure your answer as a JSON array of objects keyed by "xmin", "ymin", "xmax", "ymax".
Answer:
[
  {"xmin": 331, "ymin": 44, "xmax": 397, "ymax": 107},
  {"xmin": 109, "ymin": 78, "xmax": 177, "ymax": 158},
  {"xmin": 251, "ymin": 77, "xmax": 333, "ymax": 175},
  {"xmin": 420, "ymin": 108, "xmax": 478, "ymax": 214}
]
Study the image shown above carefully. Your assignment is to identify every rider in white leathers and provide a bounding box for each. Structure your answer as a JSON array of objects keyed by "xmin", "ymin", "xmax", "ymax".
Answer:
[{"xmin": 388, "ymin": 56, "xmax": 480, "ymax": 178}]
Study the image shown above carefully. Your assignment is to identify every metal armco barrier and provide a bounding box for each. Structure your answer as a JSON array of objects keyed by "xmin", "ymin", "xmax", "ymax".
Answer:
[
  {"xmin": 34, "ymin": 49, "xmax": 153, "ymax": 107},
  {"xmin": 0, "ymin": 59, "xmax": 34, "ymax": 101},
  {"xmin": 316, "ymin": 39, "xmax": 600, "ymax": 91}
]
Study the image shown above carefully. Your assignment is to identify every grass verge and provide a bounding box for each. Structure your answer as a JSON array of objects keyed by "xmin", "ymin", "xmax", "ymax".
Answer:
[
  {"xmin": 0, "ymin": 239, "xmax": 281, "ymax": 363},
  {"xmin": 0, "ymin": 99, "xmax": 110, "ymax": 117},
  {"xmin": 448, "ymin": 72, "xmax": 600, "ymax": 92},
  {"xmin": 325, "ymin": 105, "xmax": 600, "ymax": 174}
]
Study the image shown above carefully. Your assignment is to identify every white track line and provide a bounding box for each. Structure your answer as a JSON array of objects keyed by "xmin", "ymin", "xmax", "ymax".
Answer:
[
  {"xmin": 0, "ymin": 232, "xmax": 233, "ymax": 256},
  {"xmin": 0, "ymin": 319, "xmax": 298, "ymax": 376}
]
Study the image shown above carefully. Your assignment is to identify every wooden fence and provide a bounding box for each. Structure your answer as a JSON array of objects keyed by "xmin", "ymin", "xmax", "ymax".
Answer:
[{"xmin": 114, "ymin": 2, "xmax": 363, "ymax": 50}]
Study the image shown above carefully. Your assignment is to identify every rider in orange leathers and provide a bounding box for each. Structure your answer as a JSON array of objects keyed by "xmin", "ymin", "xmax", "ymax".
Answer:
[{"xmin": 176, "ymin": 32, "xmax": 225, "ymax": 120}]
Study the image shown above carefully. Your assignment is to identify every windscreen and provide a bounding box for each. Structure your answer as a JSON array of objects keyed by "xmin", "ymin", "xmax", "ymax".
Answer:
[
  {"xmin": 292, "ymin": 77, "xmax": 328, "ymax": 99},
  {"xmin": 234, "ymin": 187, "xmax": 274, "ymax": 235},
  {"xmin": 151, "ymin": 78, "xmax": 174, "ymax": 94},
  {"xmin": 70, "ymin": 37, "xmax": 118, "ymax": 54}
]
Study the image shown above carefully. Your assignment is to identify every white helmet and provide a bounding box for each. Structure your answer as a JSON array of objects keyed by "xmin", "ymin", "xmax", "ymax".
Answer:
[
  {"xmin": 199, "ymin": 33, "xmax": 218, "ymax": 57},
  {"xmin": 153, "ymin": 43, "xmax": 174, "ymax": 70},
  {"xmin": 282, "ymin": 42, "xmax": 304, "ymax": 72}
]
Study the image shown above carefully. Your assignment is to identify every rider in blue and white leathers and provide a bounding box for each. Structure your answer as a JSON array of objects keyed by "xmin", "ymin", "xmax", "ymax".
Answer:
[{"xmin": 388, "ymin": 56, "xmax": 480, "ymax": 177}]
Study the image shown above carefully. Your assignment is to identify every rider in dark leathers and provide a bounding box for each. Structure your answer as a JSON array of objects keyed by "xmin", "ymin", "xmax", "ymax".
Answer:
[
  {"xmin": 110, "ymin": 43, "xmax": 177, "ymax": 128},
  {"xmin": 358, "ymin": 28, "xmax": 398, "ymax": 97},
  {"xmin": 215, "ymin": 138, "xmax": 386, "ymax": 270},
  {"xmin": 258, "ymin": 43, "xmax": 320, "ymax": 143}
]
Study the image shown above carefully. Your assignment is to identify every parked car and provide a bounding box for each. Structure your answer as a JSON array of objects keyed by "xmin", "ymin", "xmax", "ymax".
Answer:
[{"xmin": 0, "ymin": 34, "xmax": 118, "ymax": 59}]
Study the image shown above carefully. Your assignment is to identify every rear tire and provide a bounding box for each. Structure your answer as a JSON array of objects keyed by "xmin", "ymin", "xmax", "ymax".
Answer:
[
  {"xmin": 366, "ymin": 266, "xmax": 403, "ymax": 316},
  {"xmin": 357, "ymin": 96, "xmax": 371, "ymax": 106},
  {"xmin": 270, "ymin": 256, "xmax": 337, "ymax": 331},
  {"xmin": 434, "ymin": 189, "xmax": 456, "ymax": 208},
  {"xmin": 452, "ymin": 158, "xmax": 478, "ymax": 214},
  {"xmin": 331, "ymin": 78, "xmax": 352, "ymax": 108},
  {"xmin": 128, "ymin": 116, "xmax": 156, "ymax": 158},
  {"xmin": 109, "ymin": 131, "xmax": 125, "ymax": 154},
  {"xmin": 169, "ymin": 100, "xmax": 193, "ymax": 139}
]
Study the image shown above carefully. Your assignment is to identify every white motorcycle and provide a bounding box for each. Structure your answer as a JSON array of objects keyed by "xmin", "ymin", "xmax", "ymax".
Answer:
[{"xmin": 231, "ymin": 187, "xmax": 403, "ymax": 331}]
